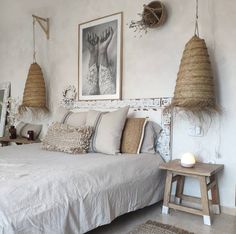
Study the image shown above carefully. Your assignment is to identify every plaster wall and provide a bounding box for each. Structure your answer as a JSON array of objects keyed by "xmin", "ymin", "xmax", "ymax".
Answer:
[{"xmin": 0, "ymin": 0, "xmax": 235, "ymax": 209}]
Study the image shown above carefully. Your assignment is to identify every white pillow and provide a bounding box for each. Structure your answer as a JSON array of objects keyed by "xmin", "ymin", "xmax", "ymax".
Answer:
[{"xmin": 92, "ymin": 106, "xmax": 129, "ymax": 155}]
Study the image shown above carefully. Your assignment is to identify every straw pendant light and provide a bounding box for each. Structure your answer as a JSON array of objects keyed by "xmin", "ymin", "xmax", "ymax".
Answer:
[
  {"xmin": 19, "ymin": 16, "xmax": 49, "ymax": 118},
  {"xmin": 169, "ymin": 0, "xmax": 219, "ymax": 118}
]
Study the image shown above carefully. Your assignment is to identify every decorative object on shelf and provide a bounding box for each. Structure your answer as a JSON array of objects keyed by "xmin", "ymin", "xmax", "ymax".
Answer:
[
  {"xmin": 9, "ymin": 125, "xmax": 17, "ymax": 139},
  {"xmin": 16, "ymin": 122, "xmax": 42, "ymax": 140},
  {"xmin": 128, "ymin": 1, "xmax": 167, "ymax": 35},
  {"xmin": 19, "ymin": 15, "xmax": 49, "ymax": 118},
  {"xmin": 6, "ymin": 97, "xmax": 20, "ymax": 140},
  {"xmin": 63, "ymin": 97, "xmax": 172, "ymax": 162},
  {"xmin": 62, "ymin": 85, "xmax": 77, "ymax": 103},
  {"xmin": 6, "ymin": 97, "xmax": 20, "ymax": 127},
  {"xmin": 181, "ymin": 152, "xmax": 196, "ymax": 168},
  {"xmin": 168, "ymin": 0, "xmax": 219, "ymax": 119},
  {"xmin": 0, "ymin": 82, "xmax": 10, "ymax": 137},
  {"xmin": 78, "ymin": 12, "xmax": 122, "ymax": 100},
  {"xmin": 27, "ymin": 130, "xmax": 34, "ymax": 141}
]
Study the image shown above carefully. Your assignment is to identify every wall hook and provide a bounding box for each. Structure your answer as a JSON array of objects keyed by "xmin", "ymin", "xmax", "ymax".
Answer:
[{"xmin": 32, "ymin": 15, "xmax": 50, "ymax": 39}]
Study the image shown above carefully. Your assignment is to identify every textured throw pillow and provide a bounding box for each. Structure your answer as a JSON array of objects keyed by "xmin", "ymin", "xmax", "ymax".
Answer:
[
  {"xmin": 16, "ymin": 122, "xmax": 42, "ymax": 139},
  {"xmin": 141, "ymin": 121, "xmax": 162, "ymax": 154},
  {"xmin": 92, "ymin": 106, "xmax": 129, "ymax": 155},
  {"xmin": 121, "ymin": 118, "xmax": 148, "ymax": 154},
  {"xmin": 42, "ymin": 122, "xmax": 93, "ymax": 154}
]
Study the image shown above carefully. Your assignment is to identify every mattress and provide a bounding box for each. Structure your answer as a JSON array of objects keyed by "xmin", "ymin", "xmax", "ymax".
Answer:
[{"xmin": 0, "ymin": 144, "xmax": 165, "ymax": 234}]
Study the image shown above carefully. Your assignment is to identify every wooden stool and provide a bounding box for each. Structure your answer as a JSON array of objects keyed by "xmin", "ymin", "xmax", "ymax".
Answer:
[{"xmin": 160, "ymin": 159, "xmax": 224, "ymax": 225}]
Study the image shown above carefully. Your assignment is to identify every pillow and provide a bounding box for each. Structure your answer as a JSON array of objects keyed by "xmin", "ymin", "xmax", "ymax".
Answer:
[
  {"xmin": 65, "ymin": 112, "xmax": 87, "ymax": 127},
  {"xmin": 42, "ymin": 122, "xmax": 93, "ymax": 154},
  {"xmin": 141, "ymin": 121, "xmax": 162, "ymax": 154},
  {"xmin": 92, "ymin": 106, "xmax": 129, "ymax": 155},
  {"xmin": 53, "ymin": 106, "xmax": 70, "ymax": 123},
  {"xmin": 53, "ymin": 106, "xmax": 88, "ymax": 127},
  {"xmin": 86, "ymin": 110, "xmax": 102, "ymax": 128},
  {"xmin": 16, "ymin": 122, "xmax": 42, "ymax": 139},
  {"xmin": 121, "ymin": 118, "xmax": 148, "ymax": 154}
]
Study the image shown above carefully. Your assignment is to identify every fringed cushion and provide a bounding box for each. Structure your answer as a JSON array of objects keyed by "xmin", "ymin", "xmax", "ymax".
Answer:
[{"xmin": 42, "ymin": 122, "xmax": 93, "ymax": 154}]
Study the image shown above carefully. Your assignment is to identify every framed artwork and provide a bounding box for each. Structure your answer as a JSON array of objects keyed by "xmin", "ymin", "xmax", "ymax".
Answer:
[
  {"xmin": 78, "ymin": 12, "xmax": 123, "ymax": 100},
  {"xmin": 0, "ymin": 82, "xmax": 10, "ymax": 137}
]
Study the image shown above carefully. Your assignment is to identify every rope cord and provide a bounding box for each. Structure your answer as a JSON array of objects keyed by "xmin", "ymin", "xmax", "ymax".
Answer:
[
  {"xmin": 194, "ymin": 0, "xmax": 199, "ymax": 36},
  {"xmin": 33, "ymin": 18, "xmax": 36, "ymax": 63}
]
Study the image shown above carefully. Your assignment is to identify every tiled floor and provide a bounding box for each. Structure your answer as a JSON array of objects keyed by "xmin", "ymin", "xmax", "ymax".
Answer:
[{"xmin": 88, "ymin": 202, "xmax": 236, "ymax": 234}]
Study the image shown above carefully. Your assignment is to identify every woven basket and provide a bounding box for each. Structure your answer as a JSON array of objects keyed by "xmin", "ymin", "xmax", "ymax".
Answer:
[
  {"xmin": 19, "ymin": 63, "xmax": 48, "ymax": 112},
  {"xmin": 143, "ymin": 1, "xmax": 167, "ymax": 28},
  {"xmin": 169, "ymin": 35, "xmax": 219, "ymax": 116}
]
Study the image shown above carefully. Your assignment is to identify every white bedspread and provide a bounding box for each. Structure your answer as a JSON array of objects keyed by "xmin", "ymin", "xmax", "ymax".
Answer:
[{"xmin": 0, "ymin": 144, "xmax": 165, "ymax": 234}]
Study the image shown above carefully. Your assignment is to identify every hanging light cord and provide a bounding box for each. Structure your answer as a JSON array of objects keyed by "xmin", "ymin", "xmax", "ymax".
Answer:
[
  {"xmin": 33, "ymin": 18, "xmax": 36, "ymax": 63},
  {"xmin": 194, "ymin": 0, "xmax": 199, "ymax": 36}
]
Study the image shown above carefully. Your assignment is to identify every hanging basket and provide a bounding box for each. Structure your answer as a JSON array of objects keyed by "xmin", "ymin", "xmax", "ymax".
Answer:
[
  {"xmin": 169, "ymin": 35, "xmax": 219, "ymax": 117},
  {"xmin": 143, "ymin": 1, "xmax": 167, "ymax": 28},
  {"xmin": 19, "ymin": 63, "xmax": 48, "ymax": 114}
]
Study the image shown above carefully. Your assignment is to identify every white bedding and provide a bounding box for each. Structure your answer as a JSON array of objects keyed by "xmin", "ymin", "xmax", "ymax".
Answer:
[{"xmin": 0, "ymin": 144, "xmax": 165, "ymax": 234}]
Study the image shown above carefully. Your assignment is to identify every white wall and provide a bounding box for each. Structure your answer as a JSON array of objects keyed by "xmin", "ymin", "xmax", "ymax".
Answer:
[{"xmin": 0, "ymin": 0, "xmax": 235, "ymax": 209}]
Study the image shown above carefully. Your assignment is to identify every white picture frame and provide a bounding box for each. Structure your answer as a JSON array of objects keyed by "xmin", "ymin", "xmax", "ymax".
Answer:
[
  {"xmin": 0, "ymin": 82, "xmax": 10, "ymax": 137},
  {"xmin": 78, "ymin": 12, "xmax": 123, "ymax": 100}
]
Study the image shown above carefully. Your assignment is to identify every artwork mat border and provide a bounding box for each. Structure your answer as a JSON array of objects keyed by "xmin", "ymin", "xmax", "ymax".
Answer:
[
  {"xmin": 0, "ymin": 82, "xmax": 10, "ymax": 137},
  {"xmin": 78, "ymin": 12, "xmax": 123, "ymax": 101}
]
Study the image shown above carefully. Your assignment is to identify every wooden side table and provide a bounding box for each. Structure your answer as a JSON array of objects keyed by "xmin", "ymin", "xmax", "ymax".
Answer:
[
  {"xmin": 160, "ymin": 159, "xmax": 224, "ymax": 226},
  {"xmin": 0, "ymin": 136, "xmax": 41, "ymax": 146}
]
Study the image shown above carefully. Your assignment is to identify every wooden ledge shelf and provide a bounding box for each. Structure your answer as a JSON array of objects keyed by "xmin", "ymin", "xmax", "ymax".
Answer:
[{"xmin": 0, "ymin": 136, "xmax": 41, "ymax": 146}]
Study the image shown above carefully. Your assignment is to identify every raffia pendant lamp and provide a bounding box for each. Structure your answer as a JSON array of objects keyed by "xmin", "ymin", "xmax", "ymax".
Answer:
[
  {"xmin": 19, "ymin": 15, "xmax": 49, "ymax": 117},
  {"xmin": 169, "ymin": 0, "xmax": 219, "ymax": 117},
  {"xmin": 20, "ymin": 63, "xmax": 47, "ymax": 111}
]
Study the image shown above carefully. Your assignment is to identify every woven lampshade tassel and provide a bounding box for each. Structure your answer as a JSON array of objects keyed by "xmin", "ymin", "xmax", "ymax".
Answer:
[
  {"xmin": 19, "ymin": 62, "xmax": 48, "ymax": 114},
  {"xmin": 169, "ymin": 35, "xmax": 219, "ymax": 116}
]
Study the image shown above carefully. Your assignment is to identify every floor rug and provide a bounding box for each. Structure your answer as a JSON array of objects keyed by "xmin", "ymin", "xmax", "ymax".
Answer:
[{"xmin": 128, "ymin": 220, "xmax": 194, "ymax": 234}]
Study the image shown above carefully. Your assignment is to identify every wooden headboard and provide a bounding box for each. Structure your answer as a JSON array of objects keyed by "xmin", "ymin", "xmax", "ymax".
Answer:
[{"xmin": 63, "ymin": 98, "xmax": 172, "ymax": 161}]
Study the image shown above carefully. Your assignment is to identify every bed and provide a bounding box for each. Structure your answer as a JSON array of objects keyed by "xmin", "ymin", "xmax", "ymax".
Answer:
[
  {"xmin": 0, "ymin": 144, "xmax": 165, "ymax": 234},
  {"xmin": 0, "ymin": 98, "xmax": 172, "ymax": 234}
]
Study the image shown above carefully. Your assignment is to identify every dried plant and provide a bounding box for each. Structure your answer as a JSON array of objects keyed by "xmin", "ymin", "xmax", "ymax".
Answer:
[
  {"xmin": 6, "ymin": 97, "xmax": 21, "ymax": 126},
  {"xmin": 128, "ymin": 13, "xmax": 149, "ymax": 37},
  {"xmin": 128, "ymin": 2, "xmax": 167, "ymax": 37}
]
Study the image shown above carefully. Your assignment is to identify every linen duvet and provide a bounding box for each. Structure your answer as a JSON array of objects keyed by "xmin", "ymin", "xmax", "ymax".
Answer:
[{"xmin": 0, "ymin": 144, "xmax": 165, "ymax": 234}]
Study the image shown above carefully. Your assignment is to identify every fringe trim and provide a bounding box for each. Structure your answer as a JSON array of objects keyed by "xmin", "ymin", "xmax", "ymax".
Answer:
[{"xmin": 18, "ymin": 105, "xmax": 49, "ymax": 121}]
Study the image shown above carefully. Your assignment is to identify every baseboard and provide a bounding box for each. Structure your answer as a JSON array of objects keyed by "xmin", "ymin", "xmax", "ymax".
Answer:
[{"xmin": 221, "ymin": 206, "xmax": 236, "ymax": 216}]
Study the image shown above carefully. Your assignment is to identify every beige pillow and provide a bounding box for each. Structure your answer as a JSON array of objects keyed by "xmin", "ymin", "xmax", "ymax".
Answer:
[
  {"xmin": 16, "ymin": 122, "xmax": 42, "ymax": 139},
  {"xmin": 42, "ymin": 122, "xmax": 93, "ymax": 154},
  {"xmin": 86, "ymin": 110, "xmax": 102, "ymax": 128},
  {"xmin": 121, "ymin": 118, "xmax": 147, "ymax": 154},
  {"xmin": 53, "ymin": 106, "xmax": 70, "ymax": 123},
  {"xmin": 92, "ymin": 106, "xmax": 129, "ymax": 155},
  {"xmin": 141, "ymin": 121, "xmax": 162, "ymax": 154},
  {"xmin": 65, "ymin": 112, "xmax": 87, "ymax": 127}
]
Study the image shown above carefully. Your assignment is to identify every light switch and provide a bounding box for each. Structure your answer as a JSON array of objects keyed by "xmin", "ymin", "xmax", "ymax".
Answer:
[{"xmin": 188, "ymin": 125, "xmax": 203, "ymax": 137}]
